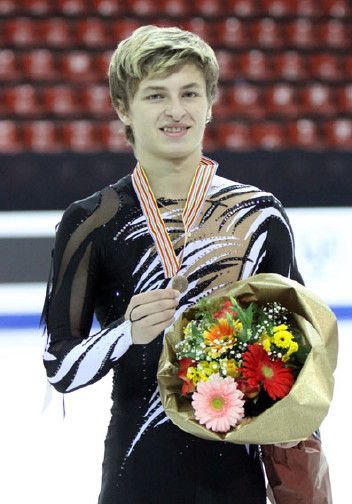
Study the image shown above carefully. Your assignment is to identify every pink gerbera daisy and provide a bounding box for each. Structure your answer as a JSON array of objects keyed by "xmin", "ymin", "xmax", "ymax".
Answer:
[{"xmin": 191, "ymin": 373, "xmax": 245, "ymax": 432}]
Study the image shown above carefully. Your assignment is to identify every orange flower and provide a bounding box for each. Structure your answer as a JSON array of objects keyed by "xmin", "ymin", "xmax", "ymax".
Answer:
[{"xmin": 204, "ymin": 318, "xmax": 234, "ymax": 343}]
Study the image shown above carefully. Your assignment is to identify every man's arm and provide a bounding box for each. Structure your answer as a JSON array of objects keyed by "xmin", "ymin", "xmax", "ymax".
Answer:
[{"xmin": 41, "ymin": 193, "xmax": 133, "ymax": 394}]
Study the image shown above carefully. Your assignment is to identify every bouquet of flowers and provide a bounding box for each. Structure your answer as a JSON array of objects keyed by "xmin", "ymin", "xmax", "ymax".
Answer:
[
  {"xmin": 157, "ymin": 273, "xmax": 338, "ymax": 444},
  {"xmin": 175, "ymin": 296, "xmax": 310, "ymax": 433}
]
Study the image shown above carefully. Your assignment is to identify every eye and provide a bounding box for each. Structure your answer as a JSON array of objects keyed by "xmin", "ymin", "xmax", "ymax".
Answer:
[
  {"xmin": 183, "ymin": 91, "xmax": 199, "ymax": 98},
  {"xmin": 146, "ymin": 94, "xmax": 163, "ymax": 100}
]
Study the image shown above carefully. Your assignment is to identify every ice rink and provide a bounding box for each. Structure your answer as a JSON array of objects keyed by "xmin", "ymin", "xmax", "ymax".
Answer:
[{"xmin": 0, "ymin": 320, "xmax": 349, "ymax": 504}]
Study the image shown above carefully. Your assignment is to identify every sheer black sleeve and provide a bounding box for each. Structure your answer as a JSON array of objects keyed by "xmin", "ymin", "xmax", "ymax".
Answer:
[
  {"xmin": 41, "ymin": 187, "xmax": 133, "ymax": 394},
  {"xmin": 256, "ymin": 198, "xmax": 304, "ymax": 286}
]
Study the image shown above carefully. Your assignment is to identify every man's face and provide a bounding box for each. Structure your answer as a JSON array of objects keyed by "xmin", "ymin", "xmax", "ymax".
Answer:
[{"xmin": 120, "ymin": 63, "xmax": 211, "ymax": 161}]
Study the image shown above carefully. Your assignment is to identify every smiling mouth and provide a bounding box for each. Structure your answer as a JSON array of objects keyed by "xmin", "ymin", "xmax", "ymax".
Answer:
[{"xmin": 160, "ymin": 126, "xmax": 190, "ymax": 132}]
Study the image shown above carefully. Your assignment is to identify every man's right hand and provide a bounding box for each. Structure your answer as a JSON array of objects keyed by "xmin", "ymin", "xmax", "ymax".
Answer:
[{"xmin": 124, "ymin": 288, "xmax": 180, "ymax": 344}]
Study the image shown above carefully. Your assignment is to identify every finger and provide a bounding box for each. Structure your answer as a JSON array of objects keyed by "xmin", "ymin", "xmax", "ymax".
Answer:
[{"xmin": 137, "ymin": 308, "xmax": 176, "ymax": 327}]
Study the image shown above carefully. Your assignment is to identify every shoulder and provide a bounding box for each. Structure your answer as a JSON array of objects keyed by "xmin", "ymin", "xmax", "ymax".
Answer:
[
  {"xmin": 210, "ymin": 174, "xmax": 284, "ymax": 208},
  {"xmin": 58, "ymin": 180, "xmax": 126, "ymax": 236}
]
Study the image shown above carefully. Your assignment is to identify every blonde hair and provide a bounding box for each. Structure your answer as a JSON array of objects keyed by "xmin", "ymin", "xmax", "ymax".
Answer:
[{"xmin": 108, "ymin": 25, "xmax": 219, "ymax": 145}]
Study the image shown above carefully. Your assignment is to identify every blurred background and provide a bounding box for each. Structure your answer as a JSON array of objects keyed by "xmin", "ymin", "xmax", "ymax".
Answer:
[{"xmin": 0, "ymin": 1, "xmax": 351, "ymax": 503}]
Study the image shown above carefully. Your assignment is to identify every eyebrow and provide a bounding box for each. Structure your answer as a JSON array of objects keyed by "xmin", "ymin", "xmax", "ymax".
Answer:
[{"xmin": 142, "ymin": 83, "xmax": 202, "ymax": 93}]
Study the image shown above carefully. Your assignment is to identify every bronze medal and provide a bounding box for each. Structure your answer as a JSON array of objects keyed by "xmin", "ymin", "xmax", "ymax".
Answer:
[{"xmin": 171, "ymin": 275, "xmax": 189, "ymax": 294}]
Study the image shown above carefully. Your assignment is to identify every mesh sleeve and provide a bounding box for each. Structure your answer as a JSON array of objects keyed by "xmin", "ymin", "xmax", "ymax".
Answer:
[{"xmin": 41, "ymin": 188, "xmax": 133, "ymax": 394}]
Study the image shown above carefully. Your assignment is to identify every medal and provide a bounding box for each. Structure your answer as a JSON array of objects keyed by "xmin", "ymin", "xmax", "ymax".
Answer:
[
  {"xmin": 131, "ymin": 155, "xmax": 218, "ymax": 292},
  {"xmin": 171, "ymin": 275, "xmax": 189, "ymax": 293}
]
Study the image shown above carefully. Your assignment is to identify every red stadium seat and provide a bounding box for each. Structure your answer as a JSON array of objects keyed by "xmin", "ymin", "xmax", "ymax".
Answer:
[
  {"xmin": 227, "ymin": 83, "xmax": 264, "ymax": 119},
  {"xmin": 319, "ymin": 20, "xmax": 349, "ymax": 49},
  {"xmin": 91, "ymin": 0, "xmax": 125, "ymax": 15},
  {"xmin": 343, "ymin": 55, "xmax": 352, "ymax": 79},
  {"xmin": 42, "ymin": 86, "xmax": 80, "ymax": 116},
  {"xmin": 159, "ymin": 0, "xmax": 190, "ymax": 16},
  {"xmin": 240, "ymin": 51, "xmax": 273, "ymax": 81},
  {"xmin": 0, "ymin": 121, "xmax": 22, "ymax": 153},
  {"xmin": 23, "ymin": 121, "xmax": 62, "ymax": 152},
  {"xmin": 265, "ymin": 84, "xmax": 298, "ymax": 117},
  {"xmin": 336, "ymin": 85, "xmax": 352, "ymax": 114},
  {"xmin": 217, "ymin": 122, "xmax": 252, "ymax": 150},
  {"xmin": 226, "ymin": 0, "xmax": 258, "ymax": 17},
  {"xmin": 287, "ymin": 119, "xmax": 321, "ymax": 149},
  {"xmin": 308, "ymin": 54, "xmax": 343, "ymax": 81},
  {"xmin": 212, "ymin": 86, "xmax": 231, "ymax": 119},
  {"xmin": 0, "ymin": 0, "xmax": 16, "ymax": 14},
  {"xmin": 323, "ymin": 119, "xmax": 352, "ymax": 149},
  {"xmin": 0, "ymin": 50, "xmax": 19, "ymax": 81},
  {"xmin": 152, "ymin": 18, "xmax": 177, "ymax": 29},
  {"xmin": 4, "ymin": 18, "xmax": 39, "ymax": 46},
  {"xmin": 40, "ymin": 18, "xmax": 73, "ymax": 48},
  {"xmin": 60, "ymin": 52, "xmax": 96, "ymax": 82},
  {"xmin": 273, "ymin": 52, "xmax": 308, "ymax": 81},
  {"xmin": 110, "ymin": 19, "xmax": 142, "ymax": 42},
  {"xmin": 100, "ymin": 121, "xmax": 131, "ymax": 151},
  {"xmin": 0, "ymin": 88, "xmax": 7, "ymax": 116},
  {"xmin": 285, "ymin": 19, "xmax": 317, "ymax": 49},
  {"xmin": 300, "ymin": 84, "xmax": 336, "ymax": 115},
  {"xmin": 81, "ymin": 85, "xmax": 113, "ymax": 116},
  {"xmin": 182, "ymin": 18, "xmax": 214, "ymax": 44},
  {"xmin": 251, "ymin": 19, "xmax": 284, "ymax": 48},
  {"xmin": 321, "ymin": 0, "xmax": 351, "ymax": 17},
  {"xmin": 251, "ymin": 122, "xmax": 286, "ymax": 150},
  {"xmin": 216, "ymin": 18, "xmax": 248, "ymax": 48},
  {"xmin": 296, "ymin": 0, "xmax": 319, "ymax": 16},
  {"xmin": 261, "ymin": 0, "xmax": 295, "ymax": 16},
  {"xmin": 193, "ymin": 0, "xmax": 222, "ymax": 16},
  {"xmin": 5, "ymin": 85, "xmax": 40, "ymax": 115},
  {"xmin": 21, "ymin": 50, "xmax": 57, "ymax": 81},
  {"xmin": 95, "ymin": 51, "xmax": 114, "ymax": 80},
  {"xmin": 23, "ymin": 0, "xmax": 54, "ymax": 15},
  {"xmin": 215, "ymin": 50, "xmax": 236, "ymax": 81},
  {"xmin": 75, "ymin": 18, "xmax": 109, "ymax": 48},
  {"xmin": 61, "ymin": 121, "xmax": 101, "ymax": 151},
  {"xmin": 128, "ymin": 0, "xmax": 159, "ymax": 15},
  {"xmin": 57, "ymin": 0, "xmax": 87, "ymax": 15}
]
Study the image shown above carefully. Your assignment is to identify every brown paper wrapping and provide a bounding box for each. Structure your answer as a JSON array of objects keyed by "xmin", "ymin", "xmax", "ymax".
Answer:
[{"xmin": 157, "ymin": 273, "xmax": 338, "ymax": 444}]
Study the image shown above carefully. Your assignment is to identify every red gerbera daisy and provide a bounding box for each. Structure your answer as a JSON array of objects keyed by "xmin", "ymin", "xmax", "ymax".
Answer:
[{"xmin": 240, "ymin": 343, "xmax": 294, "ymax": 400}]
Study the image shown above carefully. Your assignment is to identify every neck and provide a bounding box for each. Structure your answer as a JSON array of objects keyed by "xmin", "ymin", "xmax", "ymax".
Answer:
[{"xmin": 136, "ymin": 149, "xmax": 203, "ymax": 199}]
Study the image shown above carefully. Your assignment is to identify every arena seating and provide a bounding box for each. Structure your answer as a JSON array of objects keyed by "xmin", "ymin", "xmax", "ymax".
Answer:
[{"xmin": 0, "ymin": 0, "xmax": 351, "ymax": 151}]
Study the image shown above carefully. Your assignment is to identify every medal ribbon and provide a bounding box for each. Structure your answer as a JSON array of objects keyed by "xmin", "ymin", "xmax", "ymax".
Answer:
[{"xmin": 131, "ymin": 155, "xmax": 218, "ymax": 279}]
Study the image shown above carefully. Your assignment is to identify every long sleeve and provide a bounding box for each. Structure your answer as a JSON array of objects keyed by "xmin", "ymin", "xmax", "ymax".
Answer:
[
  {"xmin": 41, "ymin": 188, "xmax": 133, "ymax": 394},
  {"xmin": 256, "ymin": 198, "xmax": 304, "ymax": 285}
]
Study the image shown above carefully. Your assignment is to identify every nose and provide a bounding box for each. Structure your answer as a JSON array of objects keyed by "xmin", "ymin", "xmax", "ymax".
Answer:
[{"xmin": 164, "ymin": 96, "xmax": 186, "ymax": 120}]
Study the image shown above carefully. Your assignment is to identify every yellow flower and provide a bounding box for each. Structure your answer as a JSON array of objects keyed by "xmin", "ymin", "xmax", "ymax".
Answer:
[
  {"xmin": 226, "ymin": 359, "xmax": 240, "ymax": 378},
  {"xmin": 259, "ymin": 332, "xmax": 272, "ymax": 352},
  {"xmin": 272, "ymin": 326, "xmax": 294, "ymax": 348},
  {"xmin": 282, "ymin": 341, "xmax": 299, "ymax": 362},
  {"xmin": 186, "ymin": 366, "xmax": 201, "ymax": 385},
  {"xmin": 183, "ymin": 321, "xmax": 194, "ymax": 338},
  {"xmin": 274, "ymin": 324, "xmax": 288, "ymax": 332},
  {"xmin": 233, "ymin": 319, "xmax": 243, "ymax": 332}
]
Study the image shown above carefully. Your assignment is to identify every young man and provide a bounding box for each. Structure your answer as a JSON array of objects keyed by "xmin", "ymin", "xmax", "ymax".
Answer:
[{"xmin": 42, "ymin": 26, "xmax": 311, "ymax": 503}]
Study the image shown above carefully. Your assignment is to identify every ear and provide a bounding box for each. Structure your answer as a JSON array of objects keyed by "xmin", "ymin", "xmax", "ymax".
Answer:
[
  {"xmin": 114, "ymin": 101, "xmax": 132, "ymax": 126},
  {"xmin": 206, "ymin": 104, "xmax": 213, "ymax": 123}
]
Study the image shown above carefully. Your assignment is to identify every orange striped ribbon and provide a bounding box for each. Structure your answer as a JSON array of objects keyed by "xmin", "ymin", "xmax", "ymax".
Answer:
[{"xmin": 131, "ymin": 155, "xmax": 218, "ymax": 278}]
